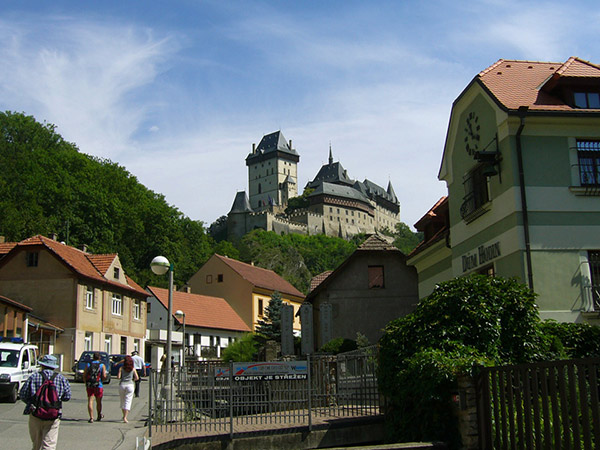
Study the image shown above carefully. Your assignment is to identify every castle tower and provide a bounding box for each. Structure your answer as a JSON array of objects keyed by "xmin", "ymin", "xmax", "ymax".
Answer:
[{"xmin": 245, "ymin": 131, "xmax": 300, "ymax": 211}]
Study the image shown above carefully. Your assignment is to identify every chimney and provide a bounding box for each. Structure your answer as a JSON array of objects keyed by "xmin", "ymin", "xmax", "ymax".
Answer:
[
  {"xmin": 179, "ymin": 285, "xmax": 192, "ymax": 294},
  {"xmin": 49, "ymin": 232, "xmax": 58, "ymax": 241},
  {"xmin": 289, "ymin": 139, "xmax": 292, "ymax": 149},
  {"xmin": 252, "ymin": 143, "xmax": 256, "ymax": 153},
  {"xmin": 78, "ymin": 244, "xmax": 88, "ymax": 252}
]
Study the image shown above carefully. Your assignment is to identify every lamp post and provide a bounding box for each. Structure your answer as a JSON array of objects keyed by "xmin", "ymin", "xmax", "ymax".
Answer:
[
  {"xmin": 150, "ymin": 256, "xmax": 173, "ymax": 389},
  {"xmin": 175, "ymin": 310, "xmax": 186, "ymax": 368}
]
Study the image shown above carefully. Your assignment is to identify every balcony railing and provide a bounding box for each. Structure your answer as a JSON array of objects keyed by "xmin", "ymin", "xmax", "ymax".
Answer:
[{"xmin": 583, "ymin": 284, "xmax": 600, "ymax": 312}]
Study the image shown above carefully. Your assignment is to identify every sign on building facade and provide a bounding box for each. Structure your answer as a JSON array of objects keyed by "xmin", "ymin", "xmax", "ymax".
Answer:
[{"xmin": 281, "ymin": 303, "xmax": 294, "ymax": 355}]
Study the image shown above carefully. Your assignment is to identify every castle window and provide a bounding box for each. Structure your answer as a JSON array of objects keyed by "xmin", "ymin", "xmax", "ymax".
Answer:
[{"xmin": 258, "ymin": 183, "xmax": 262, "ymax": 194}]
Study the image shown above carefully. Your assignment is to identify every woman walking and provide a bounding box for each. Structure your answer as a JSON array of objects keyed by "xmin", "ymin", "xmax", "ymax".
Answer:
[{"xmin": 118, "ymin": 355, "xmax": 139, "ymax": 423}]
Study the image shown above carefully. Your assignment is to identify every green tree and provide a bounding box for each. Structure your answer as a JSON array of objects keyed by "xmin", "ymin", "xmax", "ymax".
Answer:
[
  {"xmin": 256, "ymin": 291, "xmax": 283, "ymax": 342},
  {"xmin": 284, "ymin": 187, "xmax": 314, "ymax": 214},
  {"xmin": 221, "ymin": 333, "xmax": 259, "ymax": 362},
  {"xmin": 378, "ymin": 275, "xmax": 545, "ymax": 447},
  {"xmin": 381, "ymin": 222, "xmax": 423, "ymax": 254}
]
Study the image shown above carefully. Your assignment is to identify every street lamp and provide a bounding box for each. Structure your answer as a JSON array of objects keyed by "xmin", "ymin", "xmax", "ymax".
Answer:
[
  {"xmin": 151, "ymin": 256, "xmax": 173, "ymax": 388},
  {"xmin": 175, "ymin": 310, "xmax": 186, "ymax": 368}
]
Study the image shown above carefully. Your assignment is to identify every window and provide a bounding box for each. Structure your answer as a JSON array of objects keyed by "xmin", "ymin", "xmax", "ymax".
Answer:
[
  {"xmin": 217, "ymin": 274, "xmax": 223, "ymax": 283},
  {"xmin": 461, "ymin": 164, "xmax": 489, "ymax": 220},
  {"xmin": 26, "ymin": 252, "xmax": 38, "ymax": 267},
  {"xmin": 114, "ymin": 267, "xmax": 120, "ymax": 279},
  {"xmin": 575, "ymin": 92, "xmax": 600, "ymax": 109},
  {"xmin": 112, "ymin": 293, "xmax": 122, "ymax": 316},
  {"xmin": 85, "ymin": 286, "xmax": 94, "ymax": 309},
  {"xmin": 121, "ymin": 336, "xmax": 127, "ymax": 354},
  {"xmin": 134, "ymin": 339, "xmax": 140, "ymax": 353},
  {"xmin": 258, "ymin": 299, "xmax": 264, "ymax": 316},
  {"xmin": 206, "ymin": 274, "xmax": 213, "ymax": 284},
  {"xmin": 84, "ymin": 332, "xmax": 93, "ymax": 351},
  {"xmin": 589, "ymin": 251, "xmax": 600, "ymax": 311},
  {"xmin": 133, "ymin": 299, "xmax": 140, "ymax": 320},
  {"xmin": 368, "ymin": 265, "xmax": 385, "ymax": 289},
  {"xmin": 105, "ymin": 335, "xmax": 112, "ymax": 354},
  {"xmin": 577, "ymin": 140, "xmax": 600, "ymax": 186}
]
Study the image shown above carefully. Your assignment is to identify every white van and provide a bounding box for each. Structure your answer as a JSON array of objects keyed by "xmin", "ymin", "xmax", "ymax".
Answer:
[{"xmin": 0, "ymin": 342, "xmax": 39, "ymax": 402}]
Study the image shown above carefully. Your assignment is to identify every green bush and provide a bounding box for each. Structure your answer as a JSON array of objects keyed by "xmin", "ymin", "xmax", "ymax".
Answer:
[
  {"xmin": 319, "ymin": 337, "xmax": 357, "ymax": 354},
  {"xmin": 539, "ymin": 320, "xmax": 600, "ymax": 359},
  {"xmin": 220, "ymin": 333, "xmax": 259, "ymax": 362},
  {"xmin": 378, "ymin": 275, "xmax": 544, "ymax": 448}
]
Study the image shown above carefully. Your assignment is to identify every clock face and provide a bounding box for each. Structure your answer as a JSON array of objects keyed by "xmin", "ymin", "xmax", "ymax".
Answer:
[{"xmin": 464, "ymin": 112, "xmax": 480, "ymax": 156}]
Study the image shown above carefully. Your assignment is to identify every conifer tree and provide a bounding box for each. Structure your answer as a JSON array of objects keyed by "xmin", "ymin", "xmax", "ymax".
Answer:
[{"xmin": 256, "ymin": 291, "xmax": 283, "ymax": 341}]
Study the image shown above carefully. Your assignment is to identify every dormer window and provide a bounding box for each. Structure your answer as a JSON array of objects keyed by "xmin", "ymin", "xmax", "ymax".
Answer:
[
  {"xmin": 574, "ymin": 92, "xmax": 600, "ymax": 109},
  {"xmin": 114, "ymin": 267, "xmax": 120, "ymax": 279}
]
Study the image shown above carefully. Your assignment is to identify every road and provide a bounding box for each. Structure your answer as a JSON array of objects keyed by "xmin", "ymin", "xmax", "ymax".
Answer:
[{"xmin": 0, "ymin": 373, "xmax": 150, "ymax": 450}]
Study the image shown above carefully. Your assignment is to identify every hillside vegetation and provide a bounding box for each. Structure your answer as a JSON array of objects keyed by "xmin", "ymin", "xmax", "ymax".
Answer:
[{"xmin": 0, "ymin": 111, "xmax": 422, "ymax": 292}]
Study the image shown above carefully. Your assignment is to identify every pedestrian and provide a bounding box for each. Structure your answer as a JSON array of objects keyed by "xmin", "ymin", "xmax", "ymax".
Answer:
[
  {"xmin": 118, "ymin": 355, "xmax": 139, "ymax": 423},
  {"xmin": 83, "ymin": 352, "xmax": 107, "ymax": 423},
  {"xmin": 131, "ymin": 351, "xmax": 145, "ymax": 397},
  {"xmin": 19, "ymin": 354, "xmax": 71, "ymax": 450}
]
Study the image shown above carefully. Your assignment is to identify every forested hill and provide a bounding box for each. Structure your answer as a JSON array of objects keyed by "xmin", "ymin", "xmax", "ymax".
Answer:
[{"xmin": 0, "ymin": 111, "xmax": 422, "ymax": 293}]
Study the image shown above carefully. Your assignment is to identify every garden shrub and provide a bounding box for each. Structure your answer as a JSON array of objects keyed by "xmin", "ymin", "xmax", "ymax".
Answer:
[
  {"xmin": 378, "ymin": 275, "xmax": 544, "ymax": 448},
  {"xmin": 540, "ymin": 320, "xmax": 600, "ymax": 358},
  {"xmin": 319, "ymin": 337, "xmax": 357, "ymax": 354}
]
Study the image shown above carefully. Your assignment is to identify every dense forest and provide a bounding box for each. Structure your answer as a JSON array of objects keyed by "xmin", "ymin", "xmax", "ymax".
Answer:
[{"xmin": 0, "ymin": 111, "xmax": 422, "ymax": 293}]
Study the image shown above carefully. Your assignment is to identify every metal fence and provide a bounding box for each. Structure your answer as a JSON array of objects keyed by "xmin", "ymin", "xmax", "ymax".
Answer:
[
  {"xmin": 148, "ymin": 348, "xmax": 380, "ymax": 439},
  {"xmin": 477, "ymin": 357, "xmax": 600, "ymax": 450}
]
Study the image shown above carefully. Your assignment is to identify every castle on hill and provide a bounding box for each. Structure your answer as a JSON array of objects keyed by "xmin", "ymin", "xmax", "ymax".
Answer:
[{"xmin": 227, "ymin": 130, "xmax": 401, "ymax": 240}]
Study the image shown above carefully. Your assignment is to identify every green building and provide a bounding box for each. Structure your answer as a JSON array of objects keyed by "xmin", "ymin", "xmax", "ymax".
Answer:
[{"xmin": 408, "ymin": 57, "xmax": 600, "ymax": 324}]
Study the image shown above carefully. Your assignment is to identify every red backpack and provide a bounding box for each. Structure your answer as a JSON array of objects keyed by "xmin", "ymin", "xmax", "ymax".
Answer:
[{"xmin": 31, "ymin": 372, "xmax": 62, "ymax": 420}]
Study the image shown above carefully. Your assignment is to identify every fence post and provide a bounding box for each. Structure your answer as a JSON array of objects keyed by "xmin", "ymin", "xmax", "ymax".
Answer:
[
  {"xmin": 476, "ymin": 369, "xmax": 492, "ymax": 450},
  {"xmin": 229, "ymin": 360, "xmax": 234, "ymax": 439},
  {"xmin": 148, "ymin": 369, "xmax": 153, "ymax": 440},
  {"xmin": 307, "ymin": 353, "xmax": 312, "ymax": 431}
]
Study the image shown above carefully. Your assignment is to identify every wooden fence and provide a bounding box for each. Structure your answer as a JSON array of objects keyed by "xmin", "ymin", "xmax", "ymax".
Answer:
[{"xmin": 477, "ymin": 357, "xmax": 600, "ymax": 449}]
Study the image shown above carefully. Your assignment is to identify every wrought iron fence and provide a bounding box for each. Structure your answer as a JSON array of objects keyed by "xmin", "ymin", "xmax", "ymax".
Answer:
[{"xmin": 148, "ymin": 348, "xmax": 381, "ymax": 439}]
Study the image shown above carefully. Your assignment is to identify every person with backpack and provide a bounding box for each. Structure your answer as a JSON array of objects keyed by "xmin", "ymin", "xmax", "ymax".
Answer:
[
  {"xmin": 19, "ymin": 354, "xmax": 71, "ymax": 450},
  {"xmin": 83, "ymin": 352, "xmax": 107, "ymax": 423}
]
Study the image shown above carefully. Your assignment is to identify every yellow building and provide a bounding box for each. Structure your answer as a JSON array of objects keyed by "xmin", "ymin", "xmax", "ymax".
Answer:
[
  {"xmin": 187, "ymin": 254, "xmax": 304, "ymax": 333},
  {"xmin": 0, "ymin": 235, "xmax": 148, "ymax": 369}
]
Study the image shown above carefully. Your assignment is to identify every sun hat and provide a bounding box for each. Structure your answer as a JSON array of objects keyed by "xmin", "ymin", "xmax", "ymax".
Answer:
[{"xmin": 38, "ymin": 354, "xmax": 59, "ymax": 369}]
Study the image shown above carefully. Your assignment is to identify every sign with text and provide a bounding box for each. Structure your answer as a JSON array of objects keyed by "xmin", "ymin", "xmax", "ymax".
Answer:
[
  {"xmin": 461, "ymin": 241, "xmax": 501, "ymax": 273},
  {"xmin": 216, "ymin": 361, "xmax": 308, "ymax": 381}
]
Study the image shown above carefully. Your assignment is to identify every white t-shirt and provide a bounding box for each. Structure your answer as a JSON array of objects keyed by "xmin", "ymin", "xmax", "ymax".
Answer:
[{"xmin": 132, "ymin": 354, "xmax": 144, "ymax": 371}]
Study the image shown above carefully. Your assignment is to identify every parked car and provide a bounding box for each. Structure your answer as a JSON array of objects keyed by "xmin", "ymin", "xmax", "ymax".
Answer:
[
  {"xmin": 72, "ymin": 351, "xmax": 111, "ymax": 384},
  {"xmin": 0, "ymin": 340, "xmax": 39, "ymax": 402}
]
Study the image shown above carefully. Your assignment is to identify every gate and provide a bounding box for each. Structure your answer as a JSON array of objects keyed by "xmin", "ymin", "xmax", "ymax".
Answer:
[
  {"xmin": 477, "ymin": 357, "xmax": 600, "ymax": 449},
  {"xmin": 148, "ymin": 349, "xmax": 380, "ymax": 440}
]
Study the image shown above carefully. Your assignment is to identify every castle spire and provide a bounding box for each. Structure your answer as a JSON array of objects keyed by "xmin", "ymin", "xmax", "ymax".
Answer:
[{"xmin": 328, "ymin": 142, "xmax": 333, "ymax": 165}]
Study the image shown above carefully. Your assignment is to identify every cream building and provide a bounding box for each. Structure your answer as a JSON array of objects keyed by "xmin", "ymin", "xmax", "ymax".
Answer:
[
  {"xmin": 187, "ymin": 254, "xmax": 304, "ymax": 333},
  {"xmin": 0, "ymin": 235, "xmax": 148, "ymax": 369}
]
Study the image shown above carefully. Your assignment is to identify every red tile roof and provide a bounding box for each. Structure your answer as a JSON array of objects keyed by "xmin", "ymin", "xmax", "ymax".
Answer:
[
  {"xmin": 476, "ymin": 57, "xmax": 600, "ymax": 111},
  {"xmin": 214, "ymin": 254, "xmax": 305, "ymax": 299},
  {"xmin": 87, "ymin": 254, "xmax": 117, "ymax": 277},
  {"xmin": 309, "ymin": 271, "xmax": 333, "ymax": 292},
  {"xmin": 0, "ymin": 242, "xmax": 17, "ymax": 256},
  {"xmin": 414, "ymin": 197, "xmax": 448, "ymax": 230},
  {"xmin": 147, "ymin": 286, "xmax": 250, "ymax": 332},
  {"xmin": 6, "ymin": 235, "xmax": 146, "ymax": 296}
]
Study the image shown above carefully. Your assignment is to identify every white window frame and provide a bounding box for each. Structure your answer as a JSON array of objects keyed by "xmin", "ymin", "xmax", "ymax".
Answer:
[
  {"xmin": 133, "ymin": 299, "xmax": 140, "ymax": 320},
  {"xmin": 105, "ymin": 335, "xmax": 112, "ymax": 354},
  {"xmin": 85, "ymin": 286, "xmax": 94, "ymax": 310},
  {"xmin": 112, "ymin": 293, "xmax": 122, "ymax": 316},
  {"xmin": 84, "ymin": 332, "xmax": 93, "ymax": 351},
  {"xmin": 133, "ymin": 339, "xmax": 140, "ymax": 353}
]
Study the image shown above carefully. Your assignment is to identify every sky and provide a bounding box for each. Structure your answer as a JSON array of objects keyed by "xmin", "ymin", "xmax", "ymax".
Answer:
[{"xmin": 1, "ymin": 0, "xmax": 598, "ymax": 230}]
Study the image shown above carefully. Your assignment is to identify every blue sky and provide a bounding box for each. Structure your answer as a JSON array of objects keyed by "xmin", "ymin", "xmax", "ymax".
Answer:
[{"xmin": 1, "ymin": 1, "xmax": 598, "ymax": 229}]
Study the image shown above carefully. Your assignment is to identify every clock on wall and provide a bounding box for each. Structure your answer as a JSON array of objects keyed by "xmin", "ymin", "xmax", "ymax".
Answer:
[{"xmin": 464, "ymin": 112, "xmax": 480, "ymax": 156}]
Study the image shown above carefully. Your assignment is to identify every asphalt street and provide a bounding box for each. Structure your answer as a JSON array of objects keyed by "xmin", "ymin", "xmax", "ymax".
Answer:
[{"xmin": 0, "ymin": 373, "xmax": 150, "ymax": 450}]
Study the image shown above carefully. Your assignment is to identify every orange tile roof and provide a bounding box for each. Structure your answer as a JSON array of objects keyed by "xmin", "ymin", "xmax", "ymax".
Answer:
[
  {"xmin": 309, "ymin": 271, "xmax": 333, "ymax": 292},
  {"xmin": 147, "ymin": 286, "xmax": 250, "ymax": 332},
  {"xmin": 476, "ymin": 57, "xmax": 600, "ymax": 112},
  {"xmin": 0, "ymin": 242, "xmax": 17, "ymax": 256},
  {"xmin": 87, "ymin": 254, "xmax": 117, "ymax": 277},
  {"xmin": 214, "ymin": 254, "xmax": 305, "ymax": 299},
  {"xmin": 7, "ymin": 235, "xmax": 146, "ymax": 296},
  {"xmin": 414, "ymin": 196, "xmax": 448, "ymax": 230}
]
